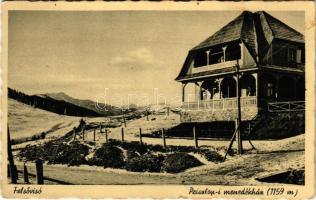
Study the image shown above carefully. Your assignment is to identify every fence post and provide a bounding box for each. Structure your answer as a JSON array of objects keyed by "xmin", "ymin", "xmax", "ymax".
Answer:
[
  {"xmin": 248, "ymin": 122, "xmax": 251, "ymax": 135},
  {"xmin": 13, "ymin": 165, "xmax": 18, "ymax": 182},
  {"xmin": 167, "ymin": 107, "xmax": 170, "ymax": 116},
  {"xmin": 82, "ymin": 127, "xmax": 85, "ymax": 141},
  {"xmin": 139, "ymin": 128, "xmax": 143, "ymax": 145},
  {"xmin": 121, "ymin": 128, "xmax": 125, "ymax": 142},
  {"xmin": 93, "ymin": 128, "xmax": 96, "ymax": 142},
  {"xmin": 146, "ymin": 110, "xmax": 149, "ymax": 121},
  {"xmin": 162, "ymin": 129, "xmax": 166, "ymax": 149},
  {"xmin": 9, "ymin": 164, "xmax": 18, "ymax": 184},
  {"xmin": 123, "ymin": 117, "xmax": 126, "ymax": 127},
  {"xmin": 235, "ymin": 119, "xmax": 242, "ymax": 155},
  {"xmin": 23, "ymin": 163, "xmax": 29, "ymax": 184},
  {"xmin": 105, "ymin": 129, "xmax": 108, "ymax": 144},
  {"xmin": 193, "ymin": 125, "xmax": 198, "ymax": 148},
  {"xmin": 36, "ymin": 159, "xmax": 44, "ymax": 185},
  {"xmin": 73, "ymin": 127, "xmax": 76, "ymax": 141},
  {"xmin": 8, "ymin": 127, "xmax": 18, "ymax": 184}
]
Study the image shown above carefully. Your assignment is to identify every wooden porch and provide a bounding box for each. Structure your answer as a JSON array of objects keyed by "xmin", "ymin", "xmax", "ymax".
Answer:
[
  {"xmin": 182, "ymin": 96, "xmax": 257, "ymax": 111},
  {"xmin": 182, "ymin": 97, "xmax": 305, "ymax": 113}
]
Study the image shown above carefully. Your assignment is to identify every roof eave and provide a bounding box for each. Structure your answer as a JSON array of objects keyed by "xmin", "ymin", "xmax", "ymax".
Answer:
[{"xmin": 176, "ymin": 65, "xmax": 258, "ymax": 82}]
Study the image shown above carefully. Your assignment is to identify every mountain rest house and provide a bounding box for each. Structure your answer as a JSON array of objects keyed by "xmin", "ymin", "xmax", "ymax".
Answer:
[{"xmin": 175, "ymin": 11, "xmax": 305, "ymax": 129}]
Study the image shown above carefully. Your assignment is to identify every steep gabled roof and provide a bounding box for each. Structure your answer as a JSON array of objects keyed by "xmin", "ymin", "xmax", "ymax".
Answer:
[
  {"xmin": 192, "ymin": 11, "xmax": 258, "ymax": 59},
  {"xmin": 191, "ymin": 11, "xmax": 304, "ymax": 52},
  {"xmin": 257, "ymin": 11, "xmax": 304, "ymax": 44},
  {"xmin": 175, "ymin": 11, "xmax": 305, "ymax": 81},
  {"xmin": 240, "ymin": 11, "xmax": 257, "ymax": 61},
  {"xmin": 192, "ymin": 11, "xmax": 248, "ymax": 51}
]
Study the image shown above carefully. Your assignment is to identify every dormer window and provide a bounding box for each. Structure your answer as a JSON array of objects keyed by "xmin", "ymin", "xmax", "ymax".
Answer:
[
  {"xmin": 209, "ymin": 46, "xmax": 225, "ymax": 65},
  {"xmin": 209, "ymin": 50, "xmax": 224, "ymax": 64},
  {"xmin": 225, "ymin": 43, "xmax": 241, "ymax": 61},
  {"xmin": 194, "ymin": 51, "xmax": 207, "ymax": 67}
]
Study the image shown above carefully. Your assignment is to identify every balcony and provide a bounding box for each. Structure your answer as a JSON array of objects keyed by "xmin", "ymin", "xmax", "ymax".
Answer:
[
  {"xmin": 182, "ymin": 96, "xmax": 257, "ymax": 111},
  {"xmin": 191, "ymin": 59, "xmax": 243, "ymax": 74}
]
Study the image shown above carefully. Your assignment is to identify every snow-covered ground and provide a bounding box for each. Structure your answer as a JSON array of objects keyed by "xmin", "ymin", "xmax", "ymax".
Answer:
[
  {"xmin": 8, "ymin": 99, "xmax": 80, "ymax": 140},
  {"xmin": 8, "ymin": 99, "xmax": 305, "ymax": 185}
]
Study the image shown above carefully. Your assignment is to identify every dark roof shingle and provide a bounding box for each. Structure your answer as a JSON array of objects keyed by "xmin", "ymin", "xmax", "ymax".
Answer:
[
  {"xmin": 176, "ymin": 11, "xmax": 305, "ymax": 81},
  {"xmin": 191, "ymin": 11, "xmax": 247, "ymax": 51},
  {"xmin": 258, "ymin": 11, "xmax": 304, "ymax": 43},
  {"xmin": 191, "ymin": 11, "xmax": 304, "ymax": 52}
]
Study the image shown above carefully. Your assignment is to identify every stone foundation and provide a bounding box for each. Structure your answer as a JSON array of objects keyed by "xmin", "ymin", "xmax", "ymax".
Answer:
[{"xmin": 180, "ymin": 107, "xmax": 258, "ymax": 122}]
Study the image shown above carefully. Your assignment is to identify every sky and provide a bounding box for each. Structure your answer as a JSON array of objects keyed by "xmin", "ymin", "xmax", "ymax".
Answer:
[{"xmin": 8, "ymin": 10, "xmax": 304, "ymax": 106}]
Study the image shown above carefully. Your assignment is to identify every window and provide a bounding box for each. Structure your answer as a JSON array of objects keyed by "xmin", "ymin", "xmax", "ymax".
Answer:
[
  {"xmin": 296, "ymin": 49, "xmax": 302, "ymax": 63},
  {"xmin": 225, "ymin": 44, "xmax": 241, "ymax": 61},
  {"xmin": 288, "ymin": 48, "xmax": 296, "ymax": 62},
  {"xmin": 301, "ymin": 49, "xmax": 305, "ymax": 63},
  {"xmin": 273, "ymin": 45, "xmax": 288, "ymax": 66},
  {"xmin": 267, "ymin": 83, "xmax": 274, "ymax": 97},
  {"xmin": 194, "ymin": 51, "xmax": 207, "ymax": 67},
  {"xmin": 209, "ymin": 46, "xmax": 224, "ymax": 65}
]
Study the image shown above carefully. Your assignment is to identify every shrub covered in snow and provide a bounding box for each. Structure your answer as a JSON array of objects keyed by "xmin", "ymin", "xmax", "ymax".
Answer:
[
  {"xmin": 161, "ymin": 153, "xmax": 202, "ymax": 173},
  {"xmin": 197, "ymin": 149, "xmax": 224, "ymax": 163},
  {"xmin": 88, "ymin": 144, "xmax": 125, "ymax": 169},
  {"xmin": 126, "ymin": 153, "xmax": 165, "ymax": 172},
  {"xmin": 19, "ymin": 141, "xmax": 90, "ymax": 166}
]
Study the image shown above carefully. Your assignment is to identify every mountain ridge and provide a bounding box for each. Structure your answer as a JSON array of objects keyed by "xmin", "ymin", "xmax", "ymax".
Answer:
[
  {"xmin": 42, "ymin": 92, "xmax": 122, "ymax": 116},
  {"xmin": 8, "ymin": 88, "xmax": 119, "ymax": 117}
]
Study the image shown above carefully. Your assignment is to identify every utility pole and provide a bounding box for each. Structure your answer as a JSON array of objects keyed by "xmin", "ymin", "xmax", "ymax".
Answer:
[{"xmin": 235, "ymin": 61, "xmax": 243, "ymax": 154}]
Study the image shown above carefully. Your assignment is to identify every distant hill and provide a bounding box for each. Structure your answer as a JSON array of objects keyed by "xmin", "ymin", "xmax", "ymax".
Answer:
[
  {"xmin": 43, "ymin": 92, "xmax": 122, "ymax": 116},
  {"xmin": 8, "ymin": 88, "xmax": 102, "ymax": 117},
  {"xmin": 8, "ymin": 98, "xmax": 80, "ymax": 140},
  {"xmin": 8, "ymin": 88, "xmax": 180, "ymax": 117}
]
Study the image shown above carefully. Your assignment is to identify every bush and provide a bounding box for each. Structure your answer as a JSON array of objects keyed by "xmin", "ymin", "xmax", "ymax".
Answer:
[
  {"xmin": 88, "ymin": 144, "xmax": 125, "ymax": 169},
  {"xmin": 40, "ymin": 132, "xmax": 46, "ymax": 139},
  {"xmin": 120, "ymin": 141, "xmax": 148, "ymax": 154},
  {"xmin": 19, "ymin": 144, "xmax": 45, "ymax": 161},
  {"xmin": 126, "ymin": 150, "xmax": 139, "ymax": 160},
  {"xmin": 19, "ymin": 140, "xmax": 90, "ymax": 166},
  {"xmin": 161, "ymin": 153, "xmax": 202, "ymax": 173},
  {"xmin": 106, "ymin": 139, "xmax": 199, "ymax": 154},
  {"xmin": 44, "ymin": 141, "xmax": 90, "ymax": 166},
  {"xmin": 126, "ymin": 153, "xmax": 165, "ymax": 172},
  {"xmin": 197, "ymin": 149, "xmax": 223, "ymax": 163},
  {"xmin": 288, "ymin": 169, "xmax": 305, "ymax": 185},
  {"xmin": 167, "ymin": 146, "xmax": 196, "ymax": 152}
]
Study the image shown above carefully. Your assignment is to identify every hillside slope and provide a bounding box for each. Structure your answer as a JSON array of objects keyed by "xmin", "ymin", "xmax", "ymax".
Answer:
[
  {"xmin": 43, "ymin": 92, "xmax": 122, "ymax": 116},
  {"xmin": 9, "ymin": 88, "xmax": 102, "ymax": 117},
  {"xmin": 8, "ymin": 99, "xmax": 80, "ymax": 140}
]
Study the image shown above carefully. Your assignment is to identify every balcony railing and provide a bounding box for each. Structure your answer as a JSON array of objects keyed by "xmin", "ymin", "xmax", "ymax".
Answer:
[
  {"xmin": 268, "ymin": 101, "xmax": 305, "ymax": 112},
  {"xmin": 182, "ymin": 96, "xmax": 257, "ymax": 111},
  {"xmin": 191, "ymin": 59, "xmax": 242, "ymax": 74}
]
